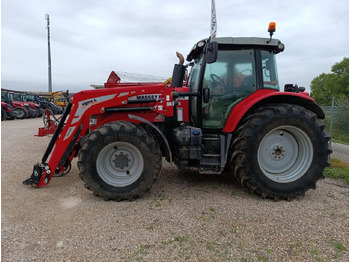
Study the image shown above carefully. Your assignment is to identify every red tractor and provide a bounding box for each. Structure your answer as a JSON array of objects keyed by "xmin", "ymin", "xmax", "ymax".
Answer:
[
  {"xmin": 1, "ymin": 90, "xmax": 30, "ymax": 119},
  {"xmin": 24, "ymin": 25, "xmax": 331, "ymax": 201},
  {"xmin": 1, "ymin": 101, "xmax": 17, "ymax": 121}
]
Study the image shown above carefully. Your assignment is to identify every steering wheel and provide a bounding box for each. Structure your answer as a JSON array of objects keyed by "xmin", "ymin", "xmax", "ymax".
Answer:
[
  {"xmin": 210, "ymin": 74, "xmax": 226, "ymax": 88},
  {"xmin": 240, "ymin": 69, "xmax": 252, "ymax": 75}
]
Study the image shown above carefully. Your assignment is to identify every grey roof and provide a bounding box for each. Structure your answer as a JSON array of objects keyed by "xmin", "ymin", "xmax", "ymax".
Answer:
[
  {"xmin": 212, "ymin": 37, "xmax": 281, "ymax": 47},
  {"xmin": 115, "ymin": 71, "xmax": 168, "ymax": 83}
]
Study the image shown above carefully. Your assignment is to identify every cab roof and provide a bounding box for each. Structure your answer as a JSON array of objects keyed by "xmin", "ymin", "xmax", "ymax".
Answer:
[{"xmin": 212, "ymin": 37, "xmax": 280, "ymax": 46}]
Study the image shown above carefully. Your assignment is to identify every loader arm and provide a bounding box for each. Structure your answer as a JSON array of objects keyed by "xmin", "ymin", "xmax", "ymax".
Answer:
[{"xmin": 24, "ymin": 85, "xmax": 174, "ymax": 187}]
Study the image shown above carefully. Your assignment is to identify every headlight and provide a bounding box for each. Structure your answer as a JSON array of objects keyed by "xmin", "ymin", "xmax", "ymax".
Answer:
[{"xmin": 197, "ymin": 40, "xmax": 206, "ymax": 48}]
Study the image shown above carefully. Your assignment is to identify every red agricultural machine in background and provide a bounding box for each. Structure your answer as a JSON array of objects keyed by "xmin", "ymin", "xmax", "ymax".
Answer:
[
  {"xmin": 1, "ymin": 90, "xmax": 31, "ymax": 119},
  {"xmin": 24, "ymin": 24, "xmax": 331, "ymax": 201},
  {"xmin": 1, "ymin": 101, "xmax": 17, "ymax": 121}
]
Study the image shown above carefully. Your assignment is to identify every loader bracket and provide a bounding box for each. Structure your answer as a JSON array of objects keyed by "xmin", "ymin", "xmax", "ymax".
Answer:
[
  {"xmin": 35, "ymin": 109, "xmax": 59, "ymax": 137},
  {"xmin": 22, "ymin": 164, "xmax": 45, "ymax": 186}
]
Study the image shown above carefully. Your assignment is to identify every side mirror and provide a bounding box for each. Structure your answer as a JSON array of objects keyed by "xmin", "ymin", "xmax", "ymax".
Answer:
[
  {"xmin": 206, "ymin": 41, "xmax": 218, "ymax": 64},
  {"xmin": 203, "ymin": 88, "xmax": 210, "ymax": 103}
]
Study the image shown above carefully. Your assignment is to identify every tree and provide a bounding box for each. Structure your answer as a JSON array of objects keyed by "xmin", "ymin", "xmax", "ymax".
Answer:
[{"xmin": 310, "ymin": 57, "xmax": 349, "ymax": 105}]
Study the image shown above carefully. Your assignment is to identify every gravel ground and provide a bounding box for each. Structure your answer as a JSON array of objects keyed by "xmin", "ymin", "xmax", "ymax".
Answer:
[{"xmin": 1, "ymin": 117, "xmax": 349, "ymax": 262}]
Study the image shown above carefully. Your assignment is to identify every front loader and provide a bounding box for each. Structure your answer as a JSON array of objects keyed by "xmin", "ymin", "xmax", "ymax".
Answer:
[{"xmin": 24, "ymin": 23, "xmax": 331, "ymax": 201}]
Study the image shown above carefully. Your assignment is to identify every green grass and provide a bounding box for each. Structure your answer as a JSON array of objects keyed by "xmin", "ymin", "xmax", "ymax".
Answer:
[
  {"xmin": 332, "ymin": 241, "xmax": 347, "ymax": 252},
  {"xmin": 324, "ymin": 158, "xmax": 349, "ymax": 183},
  {"xmin": 332, "ymin": 241, "xmax": 347, "ymax": 259},
  {"xmin": 323, "ymin": 112, "xmax": 349, "ymax": 144},
  {"xmin": 139, "ymin": 244, "xmax": 152, "ymax": 254},
  {"xmin": 330, "ymin": 129, "xmax": 349, "ymax": 144}
]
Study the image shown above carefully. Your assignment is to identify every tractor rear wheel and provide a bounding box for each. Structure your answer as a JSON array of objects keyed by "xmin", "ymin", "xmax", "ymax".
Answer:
[
  {"xmin": 14, "ymin": 107, "xmax": 28, "ymax": 119},
  {"xmin": 230, "ymin": 104, "xmax": 331, "ymax": 200},
  {"xmin": 78, "ymin": 121, "xmax": 162, "ymax": 201}
]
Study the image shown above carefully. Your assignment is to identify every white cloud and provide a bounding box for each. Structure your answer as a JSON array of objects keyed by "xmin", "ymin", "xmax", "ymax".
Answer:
[{"xmin": 2, "ymin": 0, "xmax": 349, "ymax": 93}]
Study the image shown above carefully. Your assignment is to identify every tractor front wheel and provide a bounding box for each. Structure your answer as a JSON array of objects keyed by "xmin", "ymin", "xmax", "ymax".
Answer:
[
  {"xmin": 78, "ymin": 121, "xmax": 162, "ymax": 201},
  {"xmin": 230, "ymin": 104, "xmax": 331, "ymax": 200},
  {"xmin": 1, "ymin": 109, "xmax": 6, "ymax": 121}
]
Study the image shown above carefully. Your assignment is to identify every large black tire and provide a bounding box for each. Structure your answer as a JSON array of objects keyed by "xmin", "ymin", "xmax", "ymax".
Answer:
[
  {"xmin": 78, "ymin": 121, "xmax": 162, "ymax": 201},
  {"xmin": 1, "ymin": 109, "xmax": 6, "ymax": 121},
  {"xmin": 38, "ymin": 108, "xmax": 44, "ymax": 117},
  {"xmin": 32, "ymin": 107, "xmax": 40, "ymax": 117},
  {"xmin": 27, "ymin": 108, "xmax": 37, "ymax": 118},
  {"xmin": 14, "ymin": 107, "xmax": 28, "ymax": 119},
  {"xmin": 230, "ymin": 104, "xmax": 332, "ymax": 200}
]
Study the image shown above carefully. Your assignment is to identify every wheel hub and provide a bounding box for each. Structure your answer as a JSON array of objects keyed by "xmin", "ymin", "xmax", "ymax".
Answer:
[
  {"xmin": 270, "ymin": 144, "xmax": 286, "ymax": 160},
  {"xmin": 113, "ymin": 152, "xmax": 130, "ymax": 170}
]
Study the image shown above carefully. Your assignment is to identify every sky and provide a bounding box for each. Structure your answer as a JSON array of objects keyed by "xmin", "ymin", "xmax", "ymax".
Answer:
[{"xmin": 2, "ymin": 0, "xmax": 349, "ymax": 94}]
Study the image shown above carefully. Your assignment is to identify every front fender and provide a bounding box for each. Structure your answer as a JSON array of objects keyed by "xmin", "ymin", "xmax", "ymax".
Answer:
[{"xmin": 223, "ymin": 89, "xmax": 324, "ymax": 133}]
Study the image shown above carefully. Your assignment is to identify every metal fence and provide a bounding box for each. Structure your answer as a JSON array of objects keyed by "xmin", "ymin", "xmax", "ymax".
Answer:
[{"xmin": 320, "ymin": 97, "xmax": 349, "ymax": 163}]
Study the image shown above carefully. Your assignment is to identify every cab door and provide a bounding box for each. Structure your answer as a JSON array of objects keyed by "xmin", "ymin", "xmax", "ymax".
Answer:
[{"xmin": 202, "ymin": 49, "xmax": 257, "ymax": 129}]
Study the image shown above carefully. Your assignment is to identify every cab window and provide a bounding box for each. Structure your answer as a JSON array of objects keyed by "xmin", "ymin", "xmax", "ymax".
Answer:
[
  {"xmin": 261, "ymin": 50, "xmax": 279, "ymax": 90},
  {"xmin": 202, "ymin": 49, "xmax": 256, "ymax": 129}
]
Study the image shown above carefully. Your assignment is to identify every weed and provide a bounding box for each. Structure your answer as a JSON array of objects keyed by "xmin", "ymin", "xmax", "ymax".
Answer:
[
  {"xmin": 139, "ymin": 244, "xmax": 152, "ymax": 254},
  {"xmin": 332, "ymin": 241, "xmax": 347, "ymax": 259},
  {"xmin": 218, "ymin": 230, "xmax": 226, "ymax": 237},
  {"xmin": 146, "ymin": 219, "xmax": 159, "ymax": 231},
  {"xmin": 257, "ymin": 255, "xmax": 268, "ymax": 261},
  {"xmin": 265, "ymin": 247, "xmax": 273, "ymax": 255},
  {"xmin": 230, "ymin": 225, "xmax": 238, "ymax": 235},
  {"xmin": 174, "ymin": 236, "xmax": 188, "ymax": 243},
  {"xmin": 324, "ymin": 158, "xmax": 349, "ymax": 183},
  {"xmin": 311, "ymin": 249, "xmax": 318, "ymax": 255},
  {"xmin": 332, "ymin": 241, "xmax": 347, "ymax": 252},
  {"xmin": 199, "ymin": 213, "xmax": 208, "ymax": 221},
  {"xmin": 206, "ymin": 241, "xmax": 220, "ymax": 251},
  {"xmin": 289, "ymin": 241, "xmax": 303, "ymax": 256}
]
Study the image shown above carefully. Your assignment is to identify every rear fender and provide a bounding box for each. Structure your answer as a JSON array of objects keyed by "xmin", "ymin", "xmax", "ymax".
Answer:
[{"xmin": 223, "ymin": 89, "xmax": 324, "ymax": 133}]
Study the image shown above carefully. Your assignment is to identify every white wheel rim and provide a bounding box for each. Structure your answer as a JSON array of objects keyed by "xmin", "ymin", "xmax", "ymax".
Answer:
[
  {"xmin": 96, "ymin": 142, "xmax": 144, "ymax": 187},
  {"xmin": 257, "ymin": 126, "xmax": 313, "ymax": 183}
]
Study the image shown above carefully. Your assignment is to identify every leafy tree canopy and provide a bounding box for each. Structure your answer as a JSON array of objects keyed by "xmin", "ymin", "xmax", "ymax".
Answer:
[{"xmin": 310, "ymin": 57, "xmax": 349, "ymax": 105}]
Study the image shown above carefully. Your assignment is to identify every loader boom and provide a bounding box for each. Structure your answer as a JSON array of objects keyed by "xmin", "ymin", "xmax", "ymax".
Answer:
[{"xmin": 24, "ymin": 83, "xmax": 176, "ymax": 187}]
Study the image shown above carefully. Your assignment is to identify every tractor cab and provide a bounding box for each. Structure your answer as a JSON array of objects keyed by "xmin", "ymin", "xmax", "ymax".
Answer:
[{"xmin": 183, "ymin": 37, "xmax": 285, "ymax": 129}]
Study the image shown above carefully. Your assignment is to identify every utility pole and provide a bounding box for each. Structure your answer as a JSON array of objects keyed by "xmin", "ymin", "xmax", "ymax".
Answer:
[{"xmin": 45, "ymin": 14, "xmax": 52, "ymax": 92}]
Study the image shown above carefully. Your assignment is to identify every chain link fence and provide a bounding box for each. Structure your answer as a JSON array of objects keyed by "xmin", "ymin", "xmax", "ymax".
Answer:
[{"xmin": 320, "ymin": 98, "xmax": 349, "ymax": 163}]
